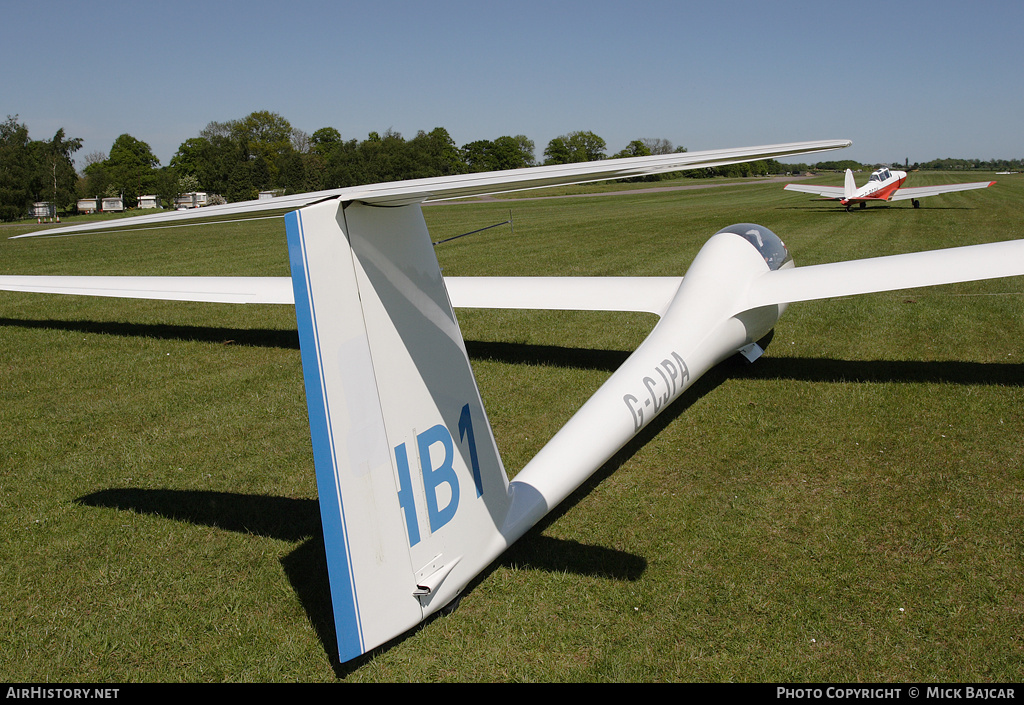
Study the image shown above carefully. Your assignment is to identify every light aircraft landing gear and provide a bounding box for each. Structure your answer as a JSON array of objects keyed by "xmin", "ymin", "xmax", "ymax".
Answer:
[{"xmin": 912, "ymin": 199, "xmax": 921, "ymax": 208}]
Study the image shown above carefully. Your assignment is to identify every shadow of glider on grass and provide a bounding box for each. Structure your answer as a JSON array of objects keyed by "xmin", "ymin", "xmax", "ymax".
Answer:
[{"xmin": 5, "ymin": 139, "xmax": 1024, "ymax": 664}]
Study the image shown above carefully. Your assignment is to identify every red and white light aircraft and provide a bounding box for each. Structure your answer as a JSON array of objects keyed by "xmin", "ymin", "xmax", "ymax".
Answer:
[{"xmin": 784, "ymin": 166, "xmax": 995, "ymax": 210}]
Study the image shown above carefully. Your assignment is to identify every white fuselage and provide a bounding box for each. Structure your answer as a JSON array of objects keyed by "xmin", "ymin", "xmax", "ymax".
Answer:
[
  {"xmin": 496, "ymin": 227, "xmax": 790, "ymax": 543},
  {"xmin": 845, "ymin": 167, "xmax": 908, "ymax": 204}
]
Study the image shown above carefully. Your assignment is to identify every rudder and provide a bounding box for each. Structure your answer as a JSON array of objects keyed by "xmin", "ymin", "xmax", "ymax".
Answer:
[{"xmin": 285, "ymin": 198, "xmax": 512, "ymax": 662}]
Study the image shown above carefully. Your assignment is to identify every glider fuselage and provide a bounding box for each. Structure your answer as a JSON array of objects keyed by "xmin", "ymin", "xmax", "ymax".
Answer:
[{"xmin": 499, "ymin": 224, "xmax": 792, "ymax": 541}]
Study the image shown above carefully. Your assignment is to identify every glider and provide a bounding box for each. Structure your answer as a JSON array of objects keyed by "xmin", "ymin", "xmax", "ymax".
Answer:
[
  {"xmin": 784, "ymin": 166, "xmax": 995, "ymax": 210},
  {"xmin": 4, "ymin": 138, "xmax": 1024, "ymax": 665}
]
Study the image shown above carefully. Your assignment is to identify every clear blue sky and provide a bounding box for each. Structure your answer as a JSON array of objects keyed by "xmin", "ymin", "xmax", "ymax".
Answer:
[{"xmin": 4, "ymin": 0, "xmax": 1021, "ymax": 168}]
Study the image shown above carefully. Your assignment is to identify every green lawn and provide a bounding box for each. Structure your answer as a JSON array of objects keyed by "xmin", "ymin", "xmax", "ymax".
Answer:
[{"xmin": 1, "ymin": 173, "xmax": 1021, "ymax": 682}]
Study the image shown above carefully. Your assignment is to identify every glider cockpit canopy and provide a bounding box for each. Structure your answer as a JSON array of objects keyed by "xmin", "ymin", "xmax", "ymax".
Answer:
[{"xmin": 720, "ymin": 223, "xmax": 792, "ymax": 271}]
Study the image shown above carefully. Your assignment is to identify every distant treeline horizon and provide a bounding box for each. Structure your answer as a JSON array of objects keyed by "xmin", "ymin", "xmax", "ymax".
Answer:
[{"xmin": 2, "ymin": 111, "xmax": 1020, "ymax": 219}]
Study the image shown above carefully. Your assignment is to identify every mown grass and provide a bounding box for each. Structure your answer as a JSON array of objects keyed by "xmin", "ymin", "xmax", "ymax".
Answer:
[{"xmin": 0, "ymin": 173, "xmax": 1021, "ymax": 682}]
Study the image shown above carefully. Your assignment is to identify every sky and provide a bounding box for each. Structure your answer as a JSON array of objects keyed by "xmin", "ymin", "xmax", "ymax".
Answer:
[{"xmin": 3, "ymin": 0, "xmax": 1022, "ymax": 169}]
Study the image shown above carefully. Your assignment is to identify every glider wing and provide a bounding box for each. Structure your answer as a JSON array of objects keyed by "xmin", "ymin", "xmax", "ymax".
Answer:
[
  {"xmin": 744, "ymin": 238, "xmax": 1024, "ymax": 310},
  {"xmin": 0, "ymin": 275, "xmax": 293, "ymax": 304},
  {"xmin": 11, "ymin": 139, "xmax": 850, "ymax": 240},
  {"xmin": 444, "ymin": 276, "xmax": 682, "ymax": 316},
  {"xmin": 0, "ymin": 275, "xmax": 683, "ymax": 315}
]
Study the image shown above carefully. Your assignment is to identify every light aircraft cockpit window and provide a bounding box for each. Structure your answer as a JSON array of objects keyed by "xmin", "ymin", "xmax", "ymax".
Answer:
[{"xmin": 715, "ymin": 223, "xmax": 792, "ymax": 271}]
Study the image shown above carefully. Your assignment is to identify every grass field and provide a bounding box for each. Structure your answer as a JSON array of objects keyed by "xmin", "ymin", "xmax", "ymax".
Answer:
[{"xmin": 1, "ymin": 172, "xmax": 1021, "ymax": 682}]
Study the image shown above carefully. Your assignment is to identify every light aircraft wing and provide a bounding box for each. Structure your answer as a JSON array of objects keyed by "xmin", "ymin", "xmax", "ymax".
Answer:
[
  {"xmin": 889, "ymin": 180, "xmax": 996, "ymax": 201},
  {"xmin": 782, "ymin": 182, "xmax": 846, "ymax": 199},
  {"xmin": 11, "ymin": 139, "xmax": 850, "ymax": 239}
]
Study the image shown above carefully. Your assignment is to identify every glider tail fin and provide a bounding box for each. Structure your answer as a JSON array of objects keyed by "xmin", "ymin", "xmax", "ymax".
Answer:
[
  {"xmin": 844, "ymin": 168, "xmax": 857, "ymax": 201},
  {"xmin": 285, "ymin": 198, "xmax": 512, "ymax": 663}
]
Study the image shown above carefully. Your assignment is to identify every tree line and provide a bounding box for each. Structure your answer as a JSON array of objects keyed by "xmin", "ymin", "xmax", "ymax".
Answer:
[
  {"xmin": 5, "ymin": 110, "xmax": 1017, "ymax": 221},
  {"xmin": 0, "ymin": 116, "xmax": 82, "ymax": 221}
]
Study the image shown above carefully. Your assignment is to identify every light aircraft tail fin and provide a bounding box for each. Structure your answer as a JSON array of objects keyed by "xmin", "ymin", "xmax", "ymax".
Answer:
[
  {"xmin": 286, "ymin": 198, "xmax": 513, "ymax": 662},
  {"xmin": 844, "ymin": 168, "xmax": 857, "ymax": 201}
]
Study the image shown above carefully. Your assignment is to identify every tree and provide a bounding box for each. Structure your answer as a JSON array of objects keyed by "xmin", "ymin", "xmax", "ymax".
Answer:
[
  {"xmin": 41, "ymin": 128, "xmax": 83, "ymax": 211},
  {"xmin": 542, "ymin": 136, "xmax": 572, "ymax": 165},
  {"xmin": 407, "ymin": 127, "xmax": 464, "ymax": 178},
  {"xmin": 0, "ymin": 115, "xmax": 36, "ymax": 221},
  {"xmin": 321, "ymin": 137, "xmax": 362, "ymax": 188},
  {"xmin": 225, "ymin": 160, "xmax": 258, "ymax": 202},
  {"xmin": 105, "ymin": 134, "xmax": 161, "ymax": 207},
  {"xmin": 290, "ymin": 128, "xmax": 311, "ymax": 155},
  {"xmin": 461, "ymin": 140, "xmax": 496, "ymax": 172},
  {"xmin": 613, "ymin": 140, "xmax": 653, "ymax": 159},
  {"xmin": 169, "ymin": 138, "xmax": 207, "ymax": 176},
  {"xmin": 230, "ymin": 111, "xmax": 295, "ymax": 186},
  {"xmin": 77, "ymin": 151, "xmax": 111, "ymax": 203},
  {"xmin": 310, "ymin": 127, "xmax": 343, "ymax": 157},
  {"xmin": 543, "ymin": 131, "xmax": 606, "ymax": 164},
  {"xmin": 492, "ymin": 135, "xmax": 535, "ymax": 169},
  {"xmin": 814, "ymin": 160, "xmax": 862, "ymax": 172},
  {"xmin": 176, "ymin": 113, "xmax": 296, "ymax": 198},
  {"xmin": 641, "ymin": 138, "xmax": 680, "ymax": 155},
  {"xmin": 176, "ymin": 173, "xmax": 202, "ymax": 204},
  {"xmin": 357, "ymin": 129, "xmax": 412, "ymax": 184},
  {"xmin": 0, "ymin": 117, "xmax": 83, "ymax": 219},
  {"xmin": 279, "ymin": 150, "xmax": 310, "ymax": 194},
  {"xmin": 170, "ymin": 133, "xmax": 244, "ymax": 197}
]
